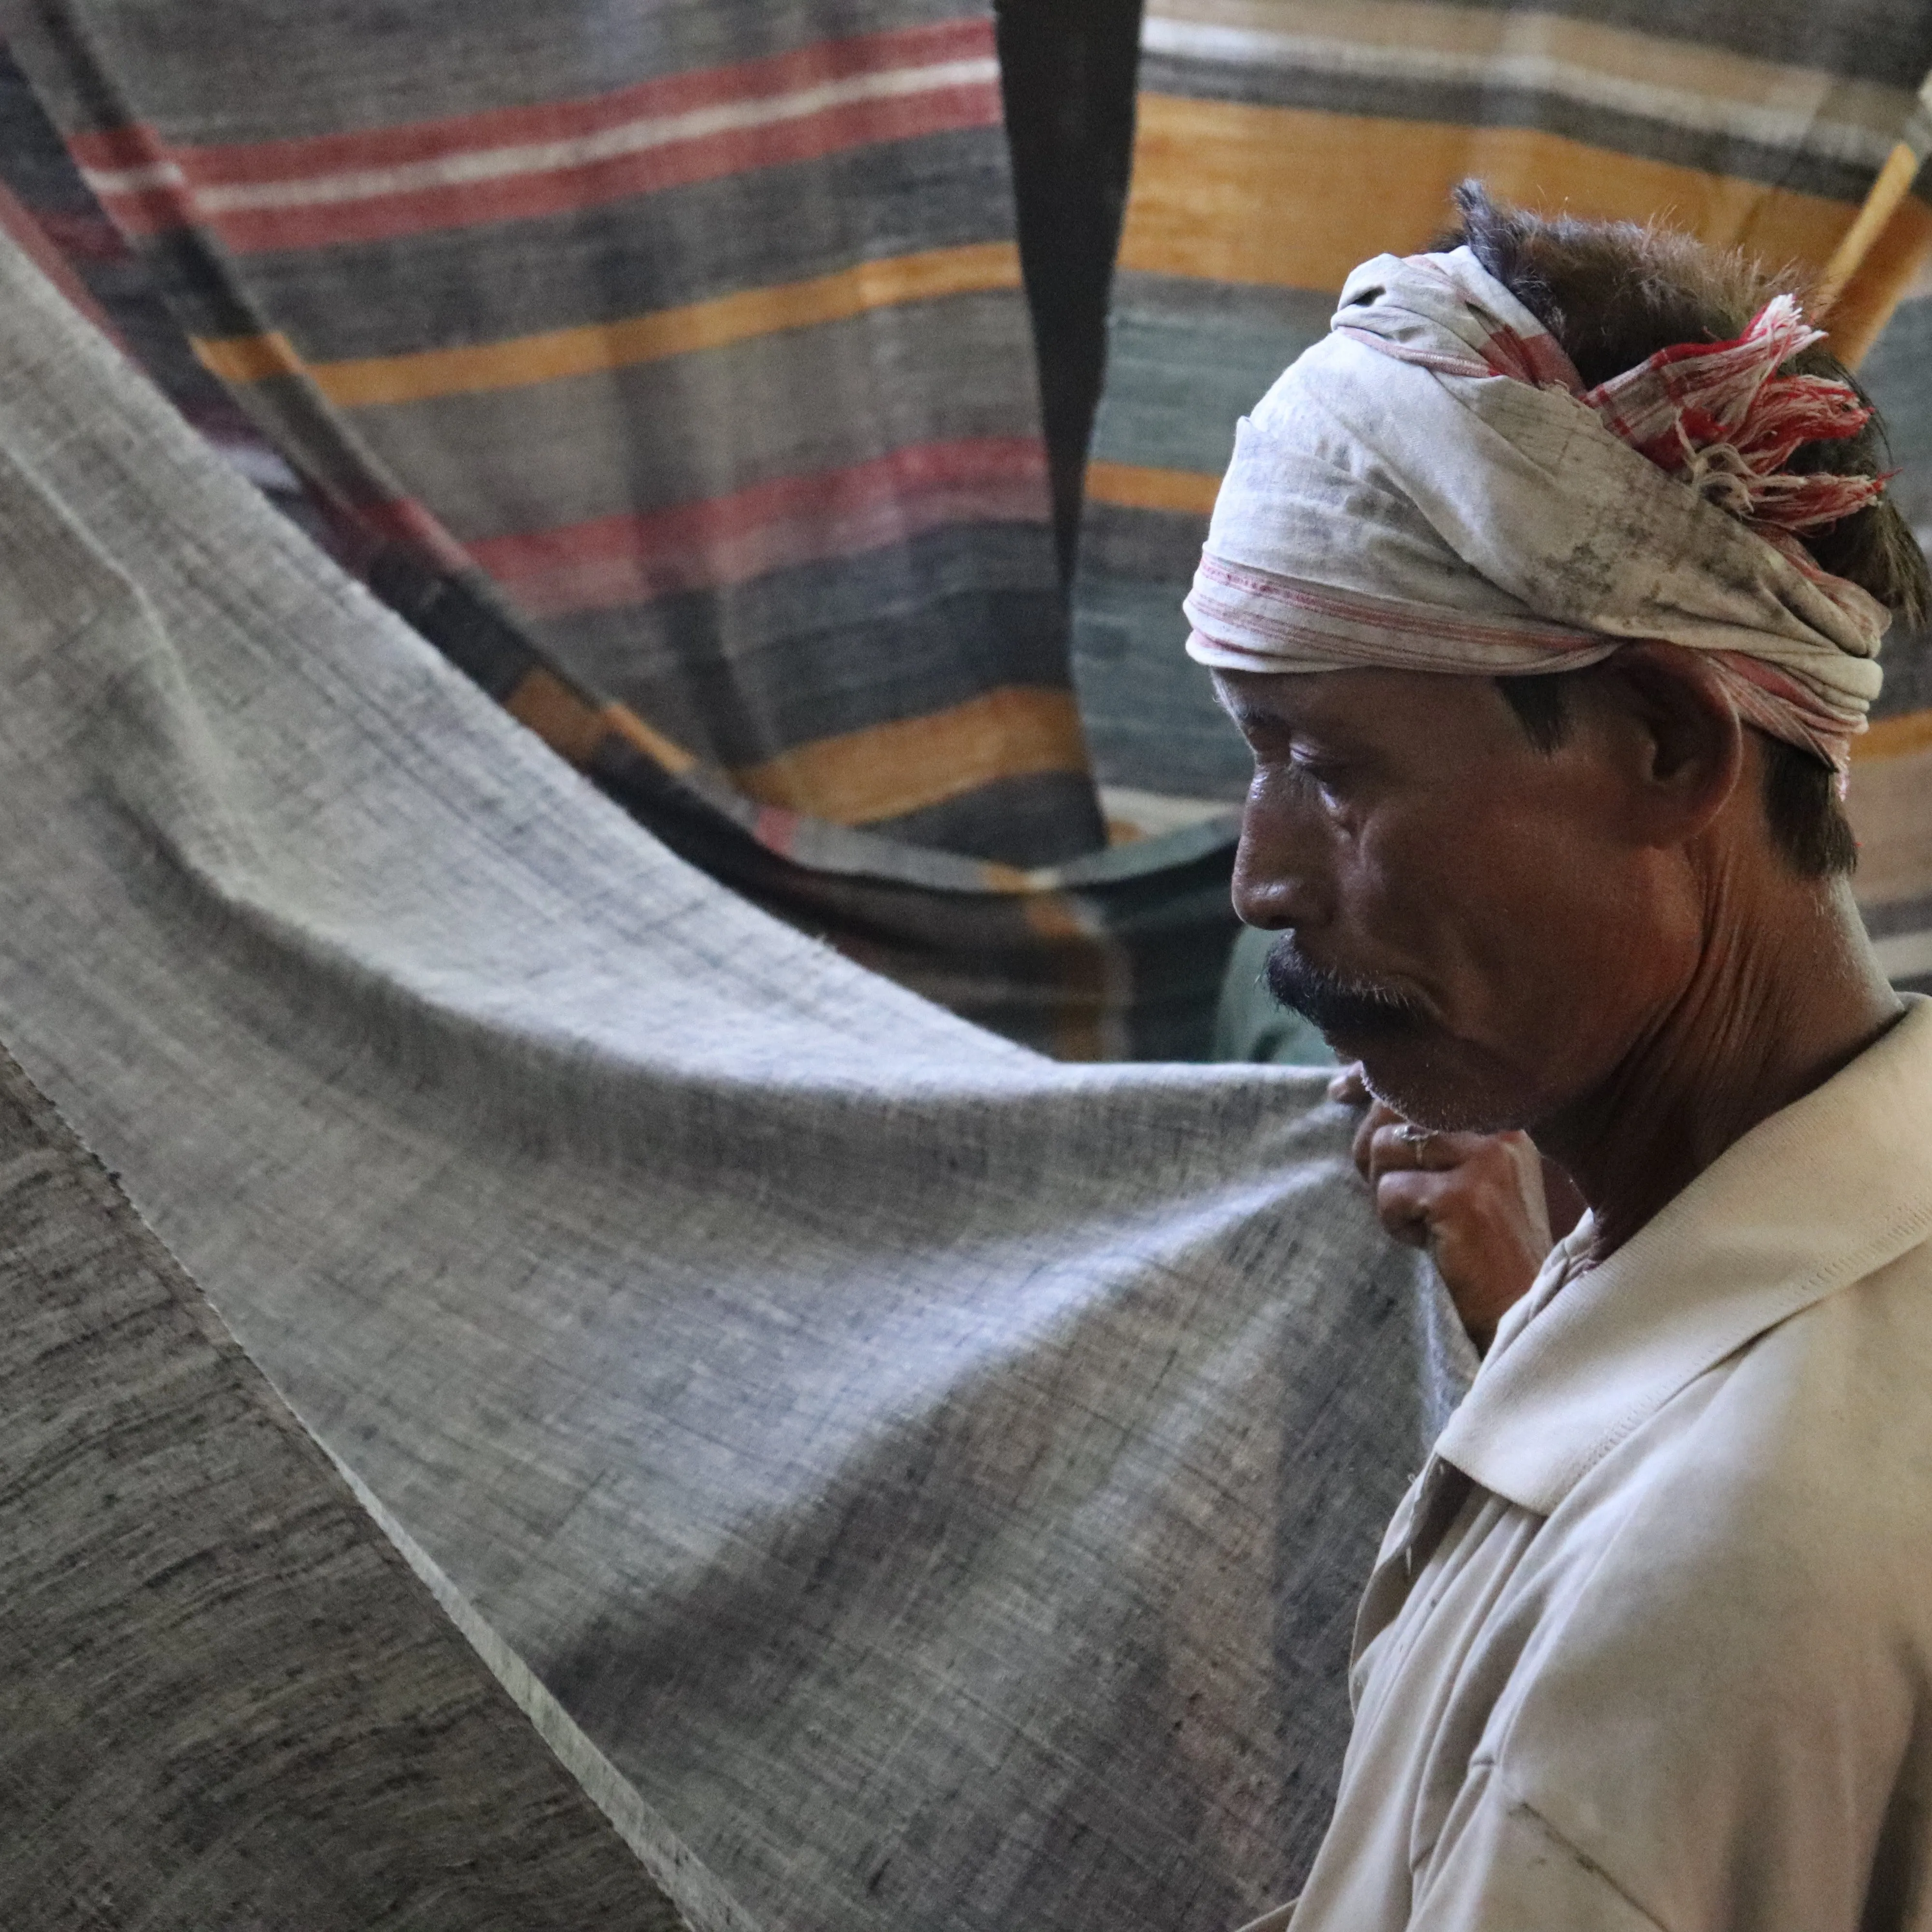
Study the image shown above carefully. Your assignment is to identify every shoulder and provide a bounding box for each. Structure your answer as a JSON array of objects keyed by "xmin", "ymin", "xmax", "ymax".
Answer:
[{"xmin": 1477, "ymin": 1239, "xmax": 1932, "ymax": 1926}]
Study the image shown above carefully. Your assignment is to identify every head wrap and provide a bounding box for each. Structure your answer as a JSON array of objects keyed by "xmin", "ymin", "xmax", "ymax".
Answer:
[{"xmin": 1183, "ymin": 246, "xmax": 1891, "ymax": 771}]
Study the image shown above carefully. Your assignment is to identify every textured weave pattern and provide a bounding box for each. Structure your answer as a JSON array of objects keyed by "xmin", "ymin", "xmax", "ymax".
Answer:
[
  {"xmin": 0, "ymin": 27, "xmax": 1246, "ymax": 1061},
  {"xmin": 0, "ymin": 1046, "xmax": 684, "ymax": 1931},
  {"xmin": 0, "ymin": 227, "xmax": 1469, "ymax": 1932},
  {"xmin": 1073, "ymin": 0, "xmax": 1932, "ymax": 804},
  {"xmin": 2, "ymin": 0, "xmax": 1102, "ymax": 869}
]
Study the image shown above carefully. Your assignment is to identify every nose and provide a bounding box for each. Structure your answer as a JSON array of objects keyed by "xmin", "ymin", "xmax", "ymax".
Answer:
[{"xmin": 1231, "ymin": 783, "xmax": 1333, "ymax": 932}]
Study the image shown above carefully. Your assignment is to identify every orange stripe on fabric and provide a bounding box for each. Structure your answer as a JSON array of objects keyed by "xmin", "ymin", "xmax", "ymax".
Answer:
[
  {"xmin": 1118, "ymin": 98, "xmax": 1863, "ymax": 291},
  {"xmin": 1084, "ymin": 459, "xmax": 1220, "ymax": 515},
  {"xmin": 504, "ymin": 668, "xmax": 700, "ymax": 775},
  {"xmin": 504, "ymin": 668, "xmax": 610, "ymax": 765},
  {"xmin": 727, "ymin": 686, "xmax": 1089, "ymax": 824},
  {"xmin": 1819, "ymin": 162, "xmax": 1932, "ymax": 367},
  {"xmin": 1853, "ymin": 708, "xmax": 1932, "ymax": 764},
  {"xmin": 192, "ymin": 329, "xmax": 307, "ymax": 384},
  {"xmin": 601, "ymin": 703, "xmax": 698, "ymax": 775},
  {"xmin": 265, "ymin": 243, "xmax": 1021, "ymax": 408}
]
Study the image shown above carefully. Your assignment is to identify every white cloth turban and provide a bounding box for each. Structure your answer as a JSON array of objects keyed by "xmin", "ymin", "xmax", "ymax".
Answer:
[{"xmin": 1183, "ymin": 246, "xmax": 1891, "ymax": 771}]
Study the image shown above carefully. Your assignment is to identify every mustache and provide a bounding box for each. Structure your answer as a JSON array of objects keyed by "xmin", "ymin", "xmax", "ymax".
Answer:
[{"xmin": 1262, "ymin": 934, "xmax": 1429, "ymax": 1041}]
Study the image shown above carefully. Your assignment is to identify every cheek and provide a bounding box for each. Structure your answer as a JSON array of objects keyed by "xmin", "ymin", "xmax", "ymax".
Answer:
[{"xmin": 1348, "ymin": 801, "xmax": 1675, "ymax": 1017}]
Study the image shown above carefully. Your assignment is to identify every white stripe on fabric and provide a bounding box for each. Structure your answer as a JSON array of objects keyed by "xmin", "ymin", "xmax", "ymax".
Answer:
[
  {"xmin": 1140, "ymin": 13, "xmax": 1904, "ymax": 171},
  {"xmin": 94, "ymin": 56, "xmax": 999, "ymax": 216},
  {"xmin": 79, "ymin": 159, "xmax": 187, "ymax": 195}
]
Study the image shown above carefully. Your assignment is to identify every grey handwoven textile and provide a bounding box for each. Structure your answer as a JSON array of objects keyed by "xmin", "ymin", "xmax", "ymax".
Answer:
[
  {"xmin": 0, "ymin": 227, "xmax": 1469, "ymax": 1932},
  {"xmin": 0, "ymin": 1042, "xmax": 683, "ymax": 1930}
]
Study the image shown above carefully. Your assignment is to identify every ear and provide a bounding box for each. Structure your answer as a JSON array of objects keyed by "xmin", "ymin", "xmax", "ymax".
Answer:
[{"xmin": 1589, "ymin": 643, "xmax": 1746, "ymax": 847}]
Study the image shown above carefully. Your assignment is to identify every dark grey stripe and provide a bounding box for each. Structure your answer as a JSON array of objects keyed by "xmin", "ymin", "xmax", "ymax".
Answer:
[
  {"xmin": 1861, "ymin": 893, "xmax": 1932, "ymax": 941},
  {"xmin": 1136, "ymin": 52, "xmax": 1883, "ymax": 205},
  {"xmin": 533, "ymin": 523, "xmax": 1067, "ymax": 763},
  {"xmin": 1076, "ymin": 500, "xmax": 1208, "ymax": 588},
  {"xmin": 1399, "ymin": 0, "xmax": 1932, "ymax": 88},
  {"xmin": 1871, "ymin": 622, "xmax": 1932, "ymax": 724},
  {"xmin": 1856, "ymin": 296, "xmax": 1932, "ymax": 730},
  {"xmin": 867, "ymin": 769, "xmax": 1109, "ymax": 867},
  {"xmin": 172, "ymin": 128, "xmax": 1019, "ymax": 361},
  {"xmin": 1862, "ymin": 294, "xmax": 1932, "ymax": 533},
  {"xmin": 7, "ymin": 0, "xmax": 986, "ymax": 142},
  {"xmin": 1072, "ymin": 578, "xmax": 1250, "ymax": 797}
]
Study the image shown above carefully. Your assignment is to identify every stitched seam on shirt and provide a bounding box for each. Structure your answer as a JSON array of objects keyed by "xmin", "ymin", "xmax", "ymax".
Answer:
[
  {"xmin": 1489, "ymin": 1762, "xmax": 1674, "ymax": 1931},
  {"xmin": 1563, "ymin": 1196, "xmax": 1932, "ymax": 1497}
]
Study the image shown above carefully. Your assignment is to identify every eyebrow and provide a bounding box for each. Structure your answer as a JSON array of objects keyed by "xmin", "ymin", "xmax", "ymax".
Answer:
[
  {"xmin": 1213, "ymin": 685, "xmax": 1307, "ymax": 737},
  {"xmin": 1210, "ymin": 683, "xmax": 1286, "ymax": 732}
]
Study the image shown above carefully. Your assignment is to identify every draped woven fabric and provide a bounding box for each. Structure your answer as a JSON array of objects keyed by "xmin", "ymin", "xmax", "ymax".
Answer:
[
  {"xmin": 0, "ymin": 1, "xmax": 1257, "ymax": 1063},
  {"xmin": 0, "ymin": 226, "xmax": 1470, "ymax": 1932},
  {"xmin": 3, "ymin": 0, "xmax": 1104, "ymax": 867},
  {"xmin": 0, "ymin": 1043, "xmax": 688, "ymax": 1930},
  {"xmin": 1072, "ymin": 0, "xmax": 1932, "ymax": 829}
]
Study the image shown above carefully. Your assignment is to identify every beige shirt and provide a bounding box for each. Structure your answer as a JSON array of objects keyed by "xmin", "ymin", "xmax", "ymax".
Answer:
[{"xmin": 1281, "ymin": 994, "xmax": 1932, "ymax": 1932}]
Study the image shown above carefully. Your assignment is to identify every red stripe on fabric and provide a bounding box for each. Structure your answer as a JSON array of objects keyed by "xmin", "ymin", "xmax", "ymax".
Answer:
[
  {"xmin": 117, "ymin": 81, "xmax": 1000, "ymax": 252},
  {"xmin": 67, "ymin": 18, "xmax": 990, "ymax": 187},
  {"xmin": 90, "ymin": 185, "xmax": 201, "ymax": 237},
  {"xmin": 471, "ymin": 438, "xmax": 1049, "ymax": 616},
  {"xmin": 29, "ymin": 208, "xmax": 132, "ymax": 262},
  {"xmin": 343, "ymin": 494, "xmax": 477, "ymax": 573},
  {"xmin": 0, "ymin": 183, "xmax": 123, "ymax": 342},
  {"xmin": 753, "ymin": 805, "xmax": 802, "ymax": 855},
  {"xmin": 64, "ymin": 120, "xmax": 173, "ymax": 172}
]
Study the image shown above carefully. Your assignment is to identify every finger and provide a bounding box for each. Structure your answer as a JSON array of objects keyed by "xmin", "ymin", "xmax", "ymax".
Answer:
[
  {"xmin": 1353, "ymin": 1101, "xmax": 1404, "ymax": 1181},
  {"xmin": 1374, "ymin": 1167, "xmax": 1450, "ymax": 1249},
  {"xmin": 1364, "ymin": 1119, "xmax": 1481, "ymax": 1186},
  {"xmin": 1327, "ymin": 1062, "xmax": 1368, "ymax": 1105}
]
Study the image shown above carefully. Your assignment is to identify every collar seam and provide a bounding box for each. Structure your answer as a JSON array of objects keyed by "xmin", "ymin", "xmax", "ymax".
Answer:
[{"xmin": 1536, "ymin": 1194, "xmax": 1932, "ymax": 1509}]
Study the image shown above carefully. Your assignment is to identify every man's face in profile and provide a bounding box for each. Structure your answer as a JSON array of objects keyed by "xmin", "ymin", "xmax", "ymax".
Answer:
[{"xmin": 1215, "ymin": 664, "xmax": 1689, "ymax": 1137}]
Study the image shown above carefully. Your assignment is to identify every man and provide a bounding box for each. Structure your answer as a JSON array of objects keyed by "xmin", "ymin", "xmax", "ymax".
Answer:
[{"xmin": 1203, "ymin": 184, "xmax": 1932, "ymax": 1929}]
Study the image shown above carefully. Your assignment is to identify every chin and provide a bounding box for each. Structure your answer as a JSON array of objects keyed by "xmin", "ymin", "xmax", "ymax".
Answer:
[{"xmin": 1349, "ymin": 1034, "xmax": 1535, "ymax": 1137}]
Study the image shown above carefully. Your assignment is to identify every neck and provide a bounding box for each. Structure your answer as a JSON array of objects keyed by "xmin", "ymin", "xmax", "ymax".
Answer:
[{"xmin": 1538, "ymin": 876, "xmax": 1902, "ymax": 1260}]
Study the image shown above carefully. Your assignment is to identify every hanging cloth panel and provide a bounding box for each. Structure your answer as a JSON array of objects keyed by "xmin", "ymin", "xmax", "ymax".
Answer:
[
  {"xmin": 0, "ymin": 18, "xmax": 1250, "ymax": 1062},
  {"xmin": 1072, "ymin": 0, "xmax": 1932, "ymax": 810},
  {"xmin": 0, "ymin": 1044, "xmax": 688, "ymax": 1930},
  {"xmin": 0, "ymin": 223, "xmax": 1467, "ymax": 1932},
  {"xmin": 1, "ymin": 0, "xmax": 1105, "ymax": 871}
]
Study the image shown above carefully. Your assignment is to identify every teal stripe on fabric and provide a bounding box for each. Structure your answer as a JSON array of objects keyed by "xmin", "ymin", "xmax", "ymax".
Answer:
[
  {"xmin": 1861, "ymin": 294, "xmax": 1932, "ymax": 535},
  {"xmin": 1076, "ymin": 278, "xmax": 1326, "ymax": 792},
  {"xmin": 1091, "ymin": 276, "xmax": 1332, "ymax": 476}
]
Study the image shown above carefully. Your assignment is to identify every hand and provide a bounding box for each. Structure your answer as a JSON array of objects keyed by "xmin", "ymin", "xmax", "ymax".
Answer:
[{"xmin": 1330, "ymin": 1064, "xmax": 1565, "ymax": 1353}]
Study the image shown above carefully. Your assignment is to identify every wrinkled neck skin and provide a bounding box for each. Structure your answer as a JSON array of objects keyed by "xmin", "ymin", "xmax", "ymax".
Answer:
[{"xmin": 1536, "ymin": 858, "xmax": 1902, "ymax": 1263}]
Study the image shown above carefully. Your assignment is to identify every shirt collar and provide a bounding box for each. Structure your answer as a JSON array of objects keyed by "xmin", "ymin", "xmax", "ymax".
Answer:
[{"xmin": 1434, "ymin": 994, "xmax": 1932, "ymax": 1517}]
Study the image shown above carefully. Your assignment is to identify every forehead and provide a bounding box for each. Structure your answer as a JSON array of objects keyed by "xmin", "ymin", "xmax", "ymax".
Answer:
[{"xmin": 1211, "ymin": 666, "xmax": 1503, "ymax": 746}]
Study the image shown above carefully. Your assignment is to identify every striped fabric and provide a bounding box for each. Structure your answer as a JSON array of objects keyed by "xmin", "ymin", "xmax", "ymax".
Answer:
[
  {"xmin": 0, "ymin": 6, "xmax": 1261, "ymax": 1062},
  {"xmin": 1074, "ymin": 0, "xmax": 1932, "ymax": 810},
  {"xmin": 6, "ymin": 0, "xmax": 1102, "ymax": 869}
]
